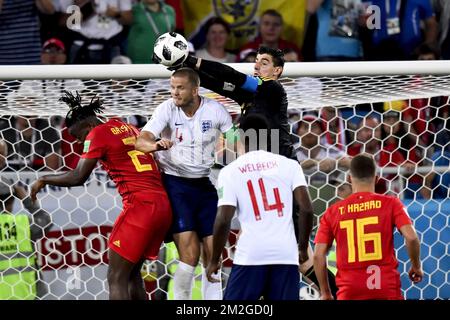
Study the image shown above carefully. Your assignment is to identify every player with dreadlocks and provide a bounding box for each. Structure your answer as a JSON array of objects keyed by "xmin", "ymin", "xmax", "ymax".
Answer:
[{"xmin": 30, "ymin": 91, "xmax": 173, "ymax": 300}]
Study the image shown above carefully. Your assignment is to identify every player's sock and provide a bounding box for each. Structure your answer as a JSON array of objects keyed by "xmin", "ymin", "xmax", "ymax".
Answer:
[
  {"xmin": 173, "ymin": 261, "xmax": 195, "ymax": 300},
  {"xmin": 201, "ymin": 268, "xmax": 223, "ymax": 300}
]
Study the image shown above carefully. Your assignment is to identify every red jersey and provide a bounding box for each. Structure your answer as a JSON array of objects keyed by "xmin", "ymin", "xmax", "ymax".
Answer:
[
  {"xmin": 315, "ymin": 192, "xmax": 412, "ymax": 300},
  {"xmin": 237, "ymin": 37, "xmax": 302, "ymax": 62},
  {"xmin": 81, "ymin": 119, "xmax": 165, "ymax": 199}
]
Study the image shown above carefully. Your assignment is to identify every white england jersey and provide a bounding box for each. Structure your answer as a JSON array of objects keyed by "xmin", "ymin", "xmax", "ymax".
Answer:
[
  {"xmin": 217, "ymin": 150, "xmax": 307, "ymax": 265},
  {"xmin": 142, "ymin": 96, "xmax": 233, "ymax": 178}
]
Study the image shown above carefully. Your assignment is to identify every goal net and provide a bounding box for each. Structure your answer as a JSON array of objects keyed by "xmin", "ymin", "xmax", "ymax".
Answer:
[{"xmin": 0, "ymin": 62, "xmax": 448, "ymax": 300}]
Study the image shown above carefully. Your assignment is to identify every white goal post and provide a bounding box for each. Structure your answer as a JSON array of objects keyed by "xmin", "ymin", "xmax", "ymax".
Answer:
[{"xmin": 0, "ymin": 61, "xmax": 448, "ymax": 300}]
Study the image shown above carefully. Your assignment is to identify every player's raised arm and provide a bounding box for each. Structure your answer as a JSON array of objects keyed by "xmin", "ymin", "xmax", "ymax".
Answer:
[{"xmin": 135, "ymin": 131, "xmax": 172, "ymax": 153}]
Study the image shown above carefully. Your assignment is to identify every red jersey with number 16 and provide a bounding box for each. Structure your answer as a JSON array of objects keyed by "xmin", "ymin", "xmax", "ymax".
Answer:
[
  {"xmin": 81, "ymin": 119, "xmax": 165, "ymax": 198},
  {"xmin": 314, "ymin": 192, "xmax": 412, "ymax": 300}
]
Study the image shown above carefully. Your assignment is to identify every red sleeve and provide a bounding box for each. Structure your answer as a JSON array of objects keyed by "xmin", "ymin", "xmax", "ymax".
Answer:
[
  {"xmin": 391, "ymin": 198, "xmax": 412, "ymax": 230},
  {"xmin": 314, "ymin": 208, "xmax": 334, "ymax": 245},
  {"xmin": 81, "ymin": 127, "xmax": 106, "ymax": 159}
]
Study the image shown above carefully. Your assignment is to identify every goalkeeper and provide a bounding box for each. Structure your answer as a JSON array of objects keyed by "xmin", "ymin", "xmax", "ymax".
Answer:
[{"xmin": 169, "ymin": 46, "xmax": 294, "ymax": 159}]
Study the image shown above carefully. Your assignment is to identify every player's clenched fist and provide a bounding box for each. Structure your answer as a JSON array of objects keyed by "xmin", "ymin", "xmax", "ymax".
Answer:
[
  {"xmin": 156, "ymin": 139, "xmax": 173, "ymax": 150},
  {"xmin": 409, "ymin": 267, "xmax": 423, "ymax": 283}
]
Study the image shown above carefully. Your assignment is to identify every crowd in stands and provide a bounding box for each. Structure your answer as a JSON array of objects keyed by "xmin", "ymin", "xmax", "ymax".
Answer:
[
  {"xmin": 0, "ymin": 0, "xmax": 447, "ymax": 65},
  {"xmin": 289, "ymin": 102, "xmax": 449, "ymax": 202}
]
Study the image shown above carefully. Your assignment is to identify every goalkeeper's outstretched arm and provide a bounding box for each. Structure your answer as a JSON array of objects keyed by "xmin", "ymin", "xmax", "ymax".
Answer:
[
  {"xmin": 196, "ymin": 68, "xmax": 250, "ymax": 105},
  {"xmin": 185, "ymin": 56, "xmax": 247, "ymax": 87},
  {"xmin": 185, "ymin": 56, "xmax": 261, "ymax": 94}
]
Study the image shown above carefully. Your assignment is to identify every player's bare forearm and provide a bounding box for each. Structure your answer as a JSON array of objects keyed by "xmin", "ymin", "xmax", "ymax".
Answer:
[
  {"xmin": 298, "ymin": 209, "xmax": 313, "ymax": 261},
  {"xmin": 400, "ymin": 224, "xmax": 421, "ymax": 269},
  {"xmin": 294, "ymin": 187, "xmax": 313, "ymax": 252},
  {"xmin": 31, "ymin": 158, "xmax": 98, "ymax": 201},
  {"xmin": 135, "ymin": 139, "xmax": 161, "ymax": 153},
  {"xmin": 31, "ymin": 172, "xmax": 82, "ymax": 202},
  {"xmin": 40, "ymin": 171, "xmax": 86, "ymax": 187},
  {"xmin": 406, "ymin": 237, "xmax": 421, "ymax": 268},
  {"xmin": 313, "ymin": 244, "xmax": 333, "ymax": 299},
  {"xmin": 406, "ymin": 237, "xmax": 423, "ymax": 283},
  {"xmin": 400, "ymin": 224, "xmax": 423, "ymax": 282},
  {"xmin": 136, "ymin": 131, "xmax": 155, "ymax": 153},
  {"xmin": 43, "ymin": 158, "xmax": 97, "ymax": 187}
]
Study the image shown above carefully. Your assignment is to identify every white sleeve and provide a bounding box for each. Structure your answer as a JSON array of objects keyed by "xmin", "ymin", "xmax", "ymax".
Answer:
[
  {"xmin": 142, "ymin": 102, "xmax": 170, "ymax": 138},
  {"xmin": 217, "ymin": 168, "xmax": 237, "ymax": 207},
  {"xmin": 291, "ymin": 160, "xmax": 307, "ymax": 190},
  {"xmin": 217, "ymin": 103, "xmax": 233, "ymax": 133}
]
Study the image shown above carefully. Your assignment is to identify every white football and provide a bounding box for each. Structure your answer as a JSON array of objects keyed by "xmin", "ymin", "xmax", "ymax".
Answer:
[
  {"xmin": 153, "ymin": 32, "xmax": 189, "ymax": 67},
  {"xmin": 299, "ymin": 286, "xmax": 320, "ymax": 300}
]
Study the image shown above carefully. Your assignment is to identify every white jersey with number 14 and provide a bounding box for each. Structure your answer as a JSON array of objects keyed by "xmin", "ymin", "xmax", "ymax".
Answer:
[{"xmin": 217, "ymin": 150, "xmax": 307, "ymax": 266}]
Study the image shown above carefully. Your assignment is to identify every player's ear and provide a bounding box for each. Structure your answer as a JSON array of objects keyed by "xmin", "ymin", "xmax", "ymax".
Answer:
[
  {"xmin": 192, "ymin": 84, "xmax": 199, "ymax": 96},
  {"xmin": 274, "ymin": 66, "xmax": 283, "ymax": 78}
]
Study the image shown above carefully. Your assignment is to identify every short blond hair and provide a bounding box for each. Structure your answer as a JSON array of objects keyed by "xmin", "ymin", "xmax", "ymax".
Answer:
[{"xmin": 172, "ymin": 68, "xmax": 200, "ymax": 88}]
